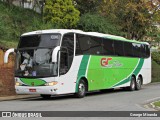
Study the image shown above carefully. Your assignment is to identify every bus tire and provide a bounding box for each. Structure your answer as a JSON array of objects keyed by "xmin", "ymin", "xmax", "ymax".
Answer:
[
  {"xmin": 135, "ymin": 76, "xmax": 142, "ymax": 90},
  {"xmin": 128, "ymin": 76, "xmax": 136, "ymax": 91},
  {"xmin": 40, "ymin": 94, "xmax": 51, "ymax": 99},
  {"xmin": 75, "ymin": 79, "xmax": 86, "ymax": 98}
]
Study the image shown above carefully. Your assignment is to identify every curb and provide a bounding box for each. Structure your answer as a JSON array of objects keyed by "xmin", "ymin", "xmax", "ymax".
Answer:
[
  {"xmin": 0, "ymin": 95, "xmax": 39, "ymax": 101},
  {"xmin": 150, "ymin": 101, "xmax": 160, "ymax": 111},
  {"xmin": 143, "ymin": 97, "xmax": 160, "ymax": 111},
  {"xmin": 143, "ymin": 82, "xmax": 160, "ymax": 86}
]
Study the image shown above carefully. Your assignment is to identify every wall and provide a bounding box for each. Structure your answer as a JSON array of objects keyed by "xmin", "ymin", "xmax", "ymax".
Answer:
[{"xmin": 0, "ymin": 49, "xmax": 16, "ymax": 96}]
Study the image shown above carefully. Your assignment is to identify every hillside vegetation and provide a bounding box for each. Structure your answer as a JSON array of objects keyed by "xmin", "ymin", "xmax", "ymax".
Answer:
[
  {"xmin": 152, "ymin": 54, "xmax": 160, "ymax": 82},
  {"xmin": 0, "ymin": 1, "xmax": 51, "ymax": 48}
]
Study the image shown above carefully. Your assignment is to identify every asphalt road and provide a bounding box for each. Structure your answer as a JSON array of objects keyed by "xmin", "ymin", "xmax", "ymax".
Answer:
[{"xmin": 0, "ymin": 83, "xmax": 160, "ymax": 120}]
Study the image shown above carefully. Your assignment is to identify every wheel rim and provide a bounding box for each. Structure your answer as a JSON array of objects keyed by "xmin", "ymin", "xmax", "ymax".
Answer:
[
  {"xmin": 131, "ymin": 78, "xmax": 135, "ymax": 90},
  {"xmin": 79, "ymin": 83, "xmax": 85, "ymax": 95},
  {"xmin": 136, "ymin": 78, "xmax": 141, "ymax": 89}
]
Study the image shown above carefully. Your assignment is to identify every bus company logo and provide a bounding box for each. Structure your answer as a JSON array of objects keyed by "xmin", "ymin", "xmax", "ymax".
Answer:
[
  {"xmin": 2, "ymin": 112, "xmax": 11, "ymax": 117},
  {"xmin": 101, "ymin": 58, "xmax": 112, "ymax": 67},
  {"xmin": 101, "ymin": 58, "xmax": 123, "ymax": 68}
]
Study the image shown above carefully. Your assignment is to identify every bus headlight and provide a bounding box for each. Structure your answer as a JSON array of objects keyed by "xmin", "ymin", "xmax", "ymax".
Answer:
[
  {"xmin": 15, "ymin": 82, "xmax": 23, "ymax": 86},
  {"xmin": 45, "ymin": 81, "xmax": 58, "ymax": 86}
]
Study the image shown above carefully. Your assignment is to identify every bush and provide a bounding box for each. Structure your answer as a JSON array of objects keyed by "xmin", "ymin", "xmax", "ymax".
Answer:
[
  {"xmin": 44, "ymin": 0, "xmax": 80, "ymax": 29},
  {"xmin": 151, "ymin": 52, "xmax": 160, "ymax": 65},
  {"xmin": 152, "ymin": 60, "xmax": 160, "ymax": 82}
]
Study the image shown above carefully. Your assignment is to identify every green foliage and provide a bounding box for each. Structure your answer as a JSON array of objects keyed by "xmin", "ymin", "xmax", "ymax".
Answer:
[
  {"xmin": 152, "ymin": 60, "xmax": 160, "ymax": 82},
  {"xmin": 44, "ymin": 0, "xmax": 80, "ymax": 28},
  {"xmin": 147, "ymin": 0, "xmax": 160, "ymax": 24},
  {"xmin": 119, "ymin": 0, "xmax": 152, "ymax": 40},
  {"xmin": 153, "ymin": 101, "xmax": 160, "ymax": 107},
  {"xmin": 0, "ymin": 1, "xmax": 53, "ymax": 48},
  {"xmin": 77, "ymin": 13, "xmax": 123, "ymax": 35},
  {"xmin": 100, "ymin": 0, "xmax": 159, "ymax": 40},
  {"xmin": 75, "ymin": 0, "xmax": 102, "ymax": 15},
  {"xmin": 151, "ymin": 52, "xmax": 160, "ymax": 65}
]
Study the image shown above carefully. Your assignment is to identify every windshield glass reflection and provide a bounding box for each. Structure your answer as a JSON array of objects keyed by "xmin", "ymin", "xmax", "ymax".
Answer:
[{"xmin": 15, "ymin": 49, "xmax": 58, "ymax": 77}]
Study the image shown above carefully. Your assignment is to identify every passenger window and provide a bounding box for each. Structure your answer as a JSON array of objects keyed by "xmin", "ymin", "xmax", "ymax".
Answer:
[
  {"xmin": 145, "ymin": 45, "xmax": 150, "ymax": 58},
  {"xmin": 114, "ymin": 40, "xmax": 124, "ymax": 56},
  {"xmin": 60, "ymin": 33, "xmax": 74, "ymax": 75},
  {"xmin": 141, "ymin": 44, "xmax": 146, "ymax": 58},
  {"xmin": 89, "ymin": 36, "xmax": 103, "ymax": 55},
  {"xmin": 132, "ymin": 43, "xmax": 141, "ymax": 57},
  {"xmin": 123, "ymin": 42, "xmax": 134, "ymax": 57},
  {"xmin": 76, "ymin": 34, "xmax": 90, "ymax": 54},
  {"xmin": 102, "ymin": 38, "xmax": 115, "ymax": 55}
]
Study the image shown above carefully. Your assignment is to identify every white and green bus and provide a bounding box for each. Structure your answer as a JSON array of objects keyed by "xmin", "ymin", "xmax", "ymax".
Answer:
[{"xmin": 4, "ymin": 29, "xmax": 151, "ymax": 98}]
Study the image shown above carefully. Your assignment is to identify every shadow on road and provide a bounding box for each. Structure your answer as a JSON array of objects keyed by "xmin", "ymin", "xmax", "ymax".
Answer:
[{"xmin": 19, "ymin": 87, "xmax": 145, "ymax": 101}]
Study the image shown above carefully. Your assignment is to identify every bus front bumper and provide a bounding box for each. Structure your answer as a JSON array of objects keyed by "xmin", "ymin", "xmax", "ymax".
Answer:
[{"xmin": 15, "ymin": 86, "xmax": 58, "ymax": 95}]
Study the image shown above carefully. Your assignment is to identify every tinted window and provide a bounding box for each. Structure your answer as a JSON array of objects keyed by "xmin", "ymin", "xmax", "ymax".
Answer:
[
  {"xmin": 76, "ymin": 34, "xmax": 103, "ymax": 55},
  {"xmin": 40, "ymin": 34, "xmax": 60, "ymax": 47},
  {"xmin": 132, "ymin": 43, "xmax": 141, "ymax": 57},
  {"xmin": 145, "ymin": 45, "xmax": 150, "ymax": 58},
  {"xmin": 141, "ymin": 44, "xmax": 146, "ymax": 58},
  {"xmin": 19, "ymin": 35, "xmax": 40, "ymax": 48},
  {"xmin": 76, "ymin": 35, "xmax": 83, "ymax": 55},
  {"xmin": 102, "ymin": 38, "xmax": 114, "ymax": 55},
  {"xmin": 76, "ymin": 34, "xmax": 90, "ymax": 54},
  {"xmin": 89, "ymin": 36, "xmax": 103, "ymax": 55},
  {"xmin": 76, "ymin": 34, "xmax": 150, "ymax": 58},
  {"xmin": 62, "ymin": 33, "xmax": 74, "ymax": 56},
  {"xmin": 114, "ymin": 40, "xmax": 124, "ymax": 56},
  {"xmin": 19, "ymin": 34, "xmax": 60, "ymax": 48},
  {"xmin": 60, "ymin": 33, "xmax": 74, "ymax": 75},
  {"xmin": 123, "ymin": 42, "xmax": 134, "ymax": 57}
]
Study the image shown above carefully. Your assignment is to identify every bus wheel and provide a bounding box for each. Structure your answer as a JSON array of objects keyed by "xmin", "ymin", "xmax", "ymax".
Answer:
[
  {"xmin": 135, "ymin": 76, "xmax": 142, "ymax": 90},
  {"xmin": 75, "ymin": 80, "xmax": 86, "ymax": 98},
  {"xmin": 40, "ymin": 94, "xmax": 51, "ymax": 99},
  {"xmin": 128, "ymin": 76, "xmax": 136, "ymax": 91}
]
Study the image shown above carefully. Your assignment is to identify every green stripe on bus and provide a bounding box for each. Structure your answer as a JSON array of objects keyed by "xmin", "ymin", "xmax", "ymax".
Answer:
[
  {"xmin": 112, "ymin": 58, "xmax": 144, "ymax": 87},
  {"xmin": 75, "ymin": 55, "xmax": 90, "ymax": 92},
  {"xmin": 20, "ymin": 78, "xmax": 46, "ymax": 86}
]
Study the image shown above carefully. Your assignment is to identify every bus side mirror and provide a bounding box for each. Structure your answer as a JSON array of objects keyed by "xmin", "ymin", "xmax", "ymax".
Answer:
[
  {"xmin": 52, "ymin": 46, "xmax": 60, "ymax": 63},
  {"xmin": 4, "ymin": 48, "xmax": 15, "ymax": 63}
]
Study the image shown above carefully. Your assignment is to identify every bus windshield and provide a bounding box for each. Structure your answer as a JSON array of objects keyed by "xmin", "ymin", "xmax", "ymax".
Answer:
[
  {"xmin": 15, "ymin": 34, "xmax": 61, "ymax": 78},
  {"xmin": 18, "ymin": 34, "xmax": 61, "ymax": 48}
]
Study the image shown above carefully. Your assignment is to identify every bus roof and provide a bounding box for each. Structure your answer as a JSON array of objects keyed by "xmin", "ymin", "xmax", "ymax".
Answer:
[{"xmin": 22, "ymin": 29, "xmax": 148, "ymax": 45}]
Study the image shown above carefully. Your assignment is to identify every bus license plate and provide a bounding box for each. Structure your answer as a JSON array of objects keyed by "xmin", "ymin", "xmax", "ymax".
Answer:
[{"xmin": 29, "ymin": 89, "xmax": 36, "ymax": 92}]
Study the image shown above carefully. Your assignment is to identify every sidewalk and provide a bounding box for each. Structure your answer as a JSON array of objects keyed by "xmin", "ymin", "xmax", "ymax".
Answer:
[{"xmin": 0, "ymin": 95, "xmax": 39, "ymax": 101}]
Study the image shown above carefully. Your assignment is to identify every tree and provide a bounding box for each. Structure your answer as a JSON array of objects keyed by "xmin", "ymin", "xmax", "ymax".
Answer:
[
  {"xmin": 77, "ymin": 13, "xmax": 122, "ymax": 35},
  {"xmin": 100, "ymin": 0, "xmax": 160, "ymax": 40},
  {"xmin": 74, "ymin": 0, "xmax": 103, "ymax": 15},
  {"xmin": 44, "ymin": 0, "xmax": 80, "ymax": 29},
  {"xmin": 119, "ymin": 0, "xmax": 152, "ymax": 40},
  {"xmin": 147, "ymin": 0, "xmax": 160, "ymax": 24}
]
